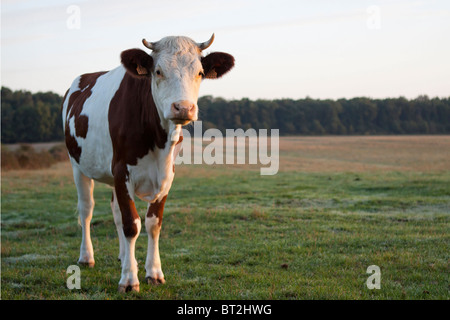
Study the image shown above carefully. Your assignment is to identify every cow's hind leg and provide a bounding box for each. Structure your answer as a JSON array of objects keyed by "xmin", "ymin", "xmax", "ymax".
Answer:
[
  {"xmin": 72, "ymin": 165, "xmax": 95, "ymax": 267},
  {"xmin": 111, "ymin": 190, "xmax": 126, "ymax": 263}
]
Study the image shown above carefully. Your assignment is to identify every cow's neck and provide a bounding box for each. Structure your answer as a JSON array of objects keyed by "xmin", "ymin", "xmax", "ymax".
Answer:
[{"xmin": 133, "ymin": 122, "xmax": 182, "ymax": 203}]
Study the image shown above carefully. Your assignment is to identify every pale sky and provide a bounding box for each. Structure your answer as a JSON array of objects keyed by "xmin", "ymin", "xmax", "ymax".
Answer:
[{"xmin": 1, "ymin": 0, "xmax": 450, "ymax": 100}]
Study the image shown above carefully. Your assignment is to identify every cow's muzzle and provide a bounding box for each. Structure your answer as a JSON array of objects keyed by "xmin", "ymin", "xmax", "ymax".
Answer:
[{"xmin": 170, "ymin": 100, "xmax": 197, "ymax": 125}]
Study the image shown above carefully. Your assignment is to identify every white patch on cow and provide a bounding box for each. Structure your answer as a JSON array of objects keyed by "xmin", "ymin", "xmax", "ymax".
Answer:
[
  {"xmin": 119, "ymin": 233, "xmax": 140, "ymax": 289},
  {"xmin": 171, "ymin": 124, "xmax": 182, "ymax": 142},
  {"xmin": 145, "ymin": 215, "xmax": 159, "ymax": 235},
  {"xmin": 67, "ymin": 116, "xmax": 77, "ymax": 139},
  {"xmin": 77, "ymin": 67, "xmax": 126, "ymax": 184},
  {"xmin": 134, "ymin": 218, "xmax": 141, "ymax": 229}
]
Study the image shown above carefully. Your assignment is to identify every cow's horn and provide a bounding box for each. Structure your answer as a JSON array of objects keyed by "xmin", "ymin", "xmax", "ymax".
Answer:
[
  {"xmin": 198, "ymin": 33, "xmax": 215, "ymax": 51},
  {"xmin": 142, "ymin": 38, "xmax": 156, "ymax": 50}
]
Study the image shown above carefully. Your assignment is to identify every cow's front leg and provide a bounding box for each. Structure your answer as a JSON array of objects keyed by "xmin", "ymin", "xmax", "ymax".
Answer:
[
  {"xmin": 145, "ymin": 195, "xmax": 167, "ymax": 285},
  {"xmin": 113, "ymin": 164, "xmax": 141, "ymax": 293}
]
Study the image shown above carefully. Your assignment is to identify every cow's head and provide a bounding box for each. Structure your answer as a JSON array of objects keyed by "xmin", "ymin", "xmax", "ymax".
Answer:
[{"xmin": 121, "ymin": 34, "xmax": 234, "ymax": 126}]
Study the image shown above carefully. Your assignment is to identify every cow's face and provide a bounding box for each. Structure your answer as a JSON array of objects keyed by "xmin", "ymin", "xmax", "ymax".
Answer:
[{"xmin": 121, "ymin": 35, "xmax": 234, "ymax": 127}]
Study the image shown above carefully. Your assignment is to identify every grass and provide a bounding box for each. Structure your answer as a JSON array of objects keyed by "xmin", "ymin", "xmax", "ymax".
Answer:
[{"xmin": 1, "ymin": 136, "xmax": 449, "ymax": 299}]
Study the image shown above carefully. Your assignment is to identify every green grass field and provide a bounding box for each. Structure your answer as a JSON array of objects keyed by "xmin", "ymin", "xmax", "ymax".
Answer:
[{"xmin": 1, "ymin": 136, "xmax": 449, "ymax": 299}]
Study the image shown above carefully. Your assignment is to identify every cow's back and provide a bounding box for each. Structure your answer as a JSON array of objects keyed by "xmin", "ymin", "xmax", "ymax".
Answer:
[{"xmin": 62, "ymin": 66, "xmax": 126, "ymax": 184}]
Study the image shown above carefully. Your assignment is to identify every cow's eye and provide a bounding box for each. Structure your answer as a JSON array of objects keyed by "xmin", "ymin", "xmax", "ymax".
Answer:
[
  {"xmin": 198, "ymin": 71, "xmax": 205, "ymax": 77},
  {"xmin": 156, "ymin": 69, "xmax": 163, "ymax": 77}
]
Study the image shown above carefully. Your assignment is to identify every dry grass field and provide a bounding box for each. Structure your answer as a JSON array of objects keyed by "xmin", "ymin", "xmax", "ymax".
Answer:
[
  {"xmin": 277, "ymin": 135, "xmax": 450, "ymax": 172},
  {"xmin": 4, "ymin": 135, "xmax": 450, "ymax": 176},
  {"xmin": 174, "ymin": 135, "xmax": 450, "ymax": 176}
]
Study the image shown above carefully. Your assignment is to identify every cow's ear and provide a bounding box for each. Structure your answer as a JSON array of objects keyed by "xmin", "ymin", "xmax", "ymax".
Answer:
[
  {"xmin": 201, "ymin": 52, "xmax": 235, "ymax": 79},
  {"xmin": 121, "ymin": 49, "xmax": 153, "ymax": 78}
]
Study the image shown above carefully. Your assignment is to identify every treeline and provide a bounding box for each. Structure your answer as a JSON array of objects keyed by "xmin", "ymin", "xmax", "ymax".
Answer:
[
  {"xmin": 1, "ymin": 86, "xmax": 449, "ymax": 144},
  {"xmin": 2, "ymin": 87, "xmax": 64, "ymax": 143},
  {"xmin": 197, "ymin": 95, "xmax": 450, "ymax": 135}
]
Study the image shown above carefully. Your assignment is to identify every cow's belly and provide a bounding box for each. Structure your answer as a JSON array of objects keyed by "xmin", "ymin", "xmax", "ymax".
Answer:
[
  {"xmin": 133, "ymin": 176, "xmax": 175, "ymax": 203},
  {"xmin": 78, "ymin": 150, "xmax": 114, "ymax": 185}
]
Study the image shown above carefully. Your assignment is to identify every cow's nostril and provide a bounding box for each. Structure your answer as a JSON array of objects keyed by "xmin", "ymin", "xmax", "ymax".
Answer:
[{"xmin": 172, "ymin": 103, "xmax": 180, "ymax": 111}]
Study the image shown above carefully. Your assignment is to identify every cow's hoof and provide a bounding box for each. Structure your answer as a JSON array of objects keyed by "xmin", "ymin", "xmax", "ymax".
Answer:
[
  {"xmin": 118, "ymin": 284, "xmax": 139, "ymax": 293},
  {"xmin": 146, "ymin": 276, "xmax": 165, "ymax": 285},
  {"xmin": 78, "ymin": 261, "xmax": 95, "ymax": 268}
]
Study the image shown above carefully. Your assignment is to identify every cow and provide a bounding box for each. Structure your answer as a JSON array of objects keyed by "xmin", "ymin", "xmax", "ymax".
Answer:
[{"xmin": 62, "ymin": 34, "xmax": 234, "ymax": 292}]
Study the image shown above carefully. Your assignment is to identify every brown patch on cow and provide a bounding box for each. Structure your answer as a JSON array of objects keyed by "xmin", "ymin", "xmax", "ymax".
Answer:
[
  {"xmin": 75, "ymin": 115, "xmax": 89, "ymax": 138},
  {"xmin": 65, "ymin": 128, "xmax": 82, "ymax": 163},
  {"xmin": 113, "ymin": 163, "xmax": 140, "ymax": 238},
  {"xmin": 64, "ymin": 71, "xmax": 107, "ymax": 162},
  {"xmin": 108, "ymin": 70, "xmax": 167, "ymax": 169},
  {"xmin": 146, "ymin": 195, "xmax": 167, "ymax": 227},
  {"xmin": 61, "ymin": 89, "xmax": 81, "ymax": 162}
]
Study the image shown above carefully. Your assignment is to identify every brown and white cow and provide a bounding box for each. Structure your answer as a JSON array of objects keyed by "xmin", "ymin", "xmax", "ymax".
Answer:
[{"xmin": 62, "ymin": 34, "xmax": 234, "ymax": 292}]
